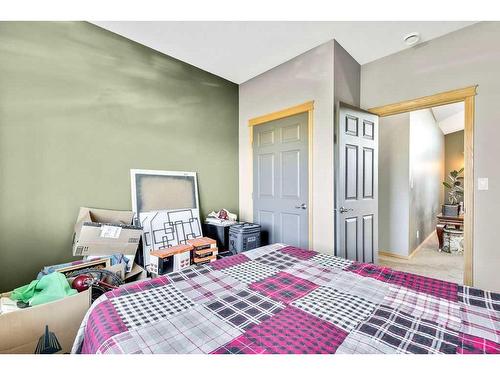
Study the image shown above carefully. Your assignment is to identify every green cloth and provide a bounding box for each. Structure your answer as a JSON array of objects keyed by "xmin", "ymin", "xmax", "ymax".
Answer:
[{"xmin": 11, "ymin": 272, "xmax": 77, "ymax": 306}]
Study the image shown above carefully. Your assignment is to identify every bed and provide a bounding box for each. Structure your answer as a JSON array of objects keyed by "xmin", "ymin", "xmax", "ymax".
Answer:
[{"xmin": 72, "ymin": 244, "xmax": 499, "ymax": 354}]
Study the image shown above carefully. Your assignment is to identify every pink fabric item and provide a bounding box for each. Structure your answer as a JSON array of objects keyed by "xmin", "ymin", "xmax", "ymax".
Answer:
[
  {"xmin": 249, "ymin": 272, "xmax": 318, "ymax": 304},
  {"xmin": 81, "ymin": 299, "xmax": 128, "ymax": 354},
  {"xmin": 457, "ymin": 333, "xmax": 500, "ymax": 354},
  {"xmin": 211, "ymin": 253, "xmax": 249, "ymax": 270},
  {"xmin": 107, "ymin": 276, "xmax": 170, "ymax": 298},
  {"xmin": 280, "ymin": 246, "xmax": 317, "ymax": 260},
  {"xmin": 346, "ymin": 263, "xmax": 458, "ymax": 301},
  {"xmin": 213, "ymin": 306, "xmax": 348, "ymax": 354}
]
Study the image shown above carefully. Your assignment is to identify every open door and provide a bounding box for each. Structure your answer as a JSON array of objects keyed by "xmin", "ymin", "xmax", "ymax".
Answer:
[{"xmin": 335, "ymin": 103, "xmax": 379, "ymax": 263}]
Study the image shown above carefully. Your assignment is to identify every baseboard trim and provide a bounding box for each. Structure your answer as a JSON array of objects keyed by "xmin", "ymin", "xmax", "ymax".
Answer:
[
  {"xmin": 379, "ymin": 232, "xmax": 436, "ymax": 260},
  {"xmin": 378, "ymin": 250, "xmax": 411, "ymax": 260}
]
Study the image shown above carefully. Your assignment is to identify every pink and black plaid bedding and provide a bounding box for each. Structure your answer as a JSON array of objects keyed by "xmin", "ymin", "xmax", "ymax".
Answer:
[{"xmin": 72, "ymin": 244, "xmax": 500, "ymax": 354}]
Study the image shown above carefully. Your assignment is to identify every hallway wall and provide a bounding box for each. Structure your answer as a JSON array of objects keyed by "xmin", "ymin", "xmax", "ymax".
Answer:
[
  {"xmin": 379, "ymin": 113, "xmax": 410, "ymax": 256},
  {"xmin": 409, "ymin": 109, "xmax": 445, "ymax": 252}
]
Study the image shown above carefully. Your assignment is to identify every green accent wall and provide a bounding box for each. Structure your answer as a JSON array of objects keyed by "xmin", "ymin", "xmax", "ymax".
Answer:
[{"xmin": 0, "ymin": 22, "xmax": 239, "ymax": 291}]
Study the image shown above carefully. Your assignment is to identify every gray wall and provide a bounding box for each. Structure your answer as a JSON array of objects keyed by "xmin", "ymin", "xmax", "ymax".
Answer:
[
  {"xmin": 239, "ymin": 39, "xmax": 361, "ymax": 254},
  {"xmin": 379, "ymin": 113, "xmax": 410, "ymax": 256},
  {"xmin": 239, "ymin": 41, "xmax": 335, "ymax": 252},
  {"xmin": 409, "ymin": 109, "xmax": 445, "ymax": 252},
  {"xmin": 361, "ymin": 21, "xmax": 500, "ymax": 290},
  {"xmin": 334, "ymin": 40, "xmax": 360, "ymax": 106},
  {"xmin": 0, "ymin": 22, "xmax": 239, "ymax": 291},
  {"xmin": 444, "ymin": 130, "xmax": 465, "ymax": 203}
]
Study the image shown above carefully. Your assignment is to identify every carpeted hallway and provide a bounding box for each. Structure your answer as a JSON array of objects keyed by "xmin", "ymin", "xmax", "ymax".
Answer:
[{"xmin": 378, "ymin": 233, "xmax": 464, "ymax": 284}]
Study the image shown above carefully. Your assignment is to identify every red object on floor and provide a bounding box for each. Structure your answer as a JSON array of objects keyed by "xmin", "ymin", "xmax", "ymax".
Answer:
[{"xmin": 72, "ymin": 274, "xmax": 92, "ymax": 292}]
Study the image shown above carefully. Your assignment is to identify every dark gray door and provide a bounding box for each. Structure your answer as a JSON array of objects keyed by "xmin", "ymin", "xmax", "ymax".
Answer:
[
  {"xmin": 253, "ymin": 112, "xmax": 308, "ymax": 248},
  {"xmin": 335, "ymin": 103, "xmax": 378, "ymax": 262}
]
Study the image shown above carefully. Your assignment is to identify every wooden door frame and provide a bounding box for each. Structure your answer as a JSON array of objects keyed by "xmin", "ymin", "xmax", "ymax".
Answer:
[
  {"xmin": 248, "ymin": 101, "xmax": 314, "ymax": 248},
  {"xmin": 369, "ymin": 85, "xmax": 477, "ymax": 286}
]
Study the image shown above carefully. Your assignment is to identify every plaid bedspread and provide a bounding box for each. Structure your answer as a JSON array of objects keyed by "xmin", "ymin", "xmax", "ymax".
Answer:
[{"xmin": 72, "ymin": 244, "xmax": 500, "ymax": 354}]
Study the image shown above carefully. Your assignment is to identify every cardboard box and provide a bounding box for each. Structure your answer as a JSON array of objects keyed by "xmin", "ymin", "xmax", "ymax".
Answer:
[
  {"xmin": 187, "ymin": 237, "xmax": 217, "ymax": 250},
  {"xmin": 187, "ymin": 237, "xmax": 218, "ymax": 264},
  {"xmin": 104, "ymin": 262, "xmax": 127, "ymax": 281},
  {"xmin": 58, "ymin": 257, "xmax": 112, "ymax": 276},
  {"xmin": 193, "ymin": 252, "xmax": 217, "ymax": 264},
  {"xmin": 149, "ymin": 244, "xmax": 193, "ymax": 275},
  {"xmin": 123, "ymin": 263, "xmax": 148, "ymax": 283},
  {"xmin": 0, "ymin": 289, "xmax": 91, "ymax": 354},
  {"xmin": 72, "ymin": 207, "xmax": 143, "ymax": 256},
  {"xmin": 193, "ymin": 247, "xmax": 219, "ymax": 264}
]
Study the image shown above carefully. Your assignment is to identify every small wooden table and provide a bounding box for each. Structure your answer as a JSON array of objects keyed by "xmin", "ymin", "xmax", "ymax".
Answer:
[{"xmin": 436, "ymin": 214, "xmax": 464, "ymax": 249}]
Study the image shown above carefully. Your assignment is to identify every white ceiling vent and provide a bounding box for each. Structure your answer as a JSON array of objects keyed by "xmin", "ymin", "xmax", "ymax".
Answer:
[{"xmin": 404, "ymin": 32, "xmax": 421, "ymax": 46}]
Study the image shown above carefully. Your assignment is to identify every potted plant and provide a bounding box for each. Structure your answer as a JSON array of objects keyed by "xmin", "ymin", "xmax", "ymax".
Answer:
[{"xmin": 442, "ymin": 168, "xmax": 464, "ymax": 216}]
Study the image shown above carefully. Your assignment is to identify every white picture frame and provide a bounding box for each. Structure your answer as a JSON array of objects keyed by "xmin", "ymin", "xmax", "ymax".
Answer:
[
  {"xmin": 130, "ymin": 169, "xmax": 200, "ymax": 214},
  {"xmin": 130, "ymin": 169, "xmax": 201, "ymax": 268}
]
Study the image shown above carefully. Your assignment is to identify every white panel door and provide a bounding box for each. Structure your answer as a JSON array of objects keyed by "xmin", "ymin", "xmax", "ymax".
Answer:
[
  {"xmin": 335, "ymin": 103, "xmax": 379, "ymax": 262},
  {"xmin": 253, "ymin": 112, "xmax": 308, "ymax": 248}
]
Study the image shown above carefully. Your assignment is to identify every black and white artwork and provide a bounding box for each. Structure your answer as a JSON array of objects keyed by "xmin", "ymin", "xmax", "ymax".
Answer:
[
  {"xmin": 140, "ymin": 209, "xmax": 202, "ymax": 251},
  {"xmin": 130, "ymin": 170, "xmax": 202, "ymax": 267}
]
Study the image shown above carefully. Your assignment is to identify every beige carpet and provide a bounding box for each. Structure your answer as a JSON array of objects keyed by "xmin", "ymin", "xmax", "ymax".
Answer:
[{"xmin": 378, "ymin": 233, "xmax": 464, "ymax": 284}]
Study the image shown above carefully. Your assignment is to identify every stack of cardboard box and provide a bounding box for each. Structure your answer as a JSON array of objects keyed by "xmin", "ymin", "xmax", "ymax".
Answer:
[
  {"xmin": 149, "ymin": 244, "xmax": 193, "ymax": 275},
  {"xmin": 71, "ymin": 207, "xmax": 147, "ymax": 282},
  {"xmin": 148, "ymin": 237, "xmax": 218, "ymax": 275},
  {"xmin": 0, "ymin": 207, "xmax": 147, "ymax": 354},
  {"xmin": 1, "ymin": 207, "xmax": 224, "ymax": 353},
  {"xmin": 187, "ymin": 237, "xmax": 218, "ymax": 265}
]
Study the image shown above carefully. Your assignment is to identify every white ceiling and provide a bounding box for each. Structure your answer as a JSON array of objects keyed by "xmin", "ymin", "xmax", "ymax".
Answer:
[
  {"xmin": 432, "ymin": 102, "xmax": 465, "ymax": 135},
  {"xmin": 432, "ymin": 102, "xmax": 464, "ymax": 123},
  {"xmin": 92, "ymin": 21, "xmax": 476, "ymax": 84}
]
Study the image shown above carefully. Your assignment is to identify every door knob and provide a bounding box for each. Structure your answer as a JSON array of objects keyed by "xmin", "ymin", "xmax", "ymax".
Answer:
[
  {"xmin": 337, "ymin": 206, "xmax": 353, "ymax": 214},
  {"xmin": 295, "ymin": 203, "xmax": 307, "ymax": 209}
]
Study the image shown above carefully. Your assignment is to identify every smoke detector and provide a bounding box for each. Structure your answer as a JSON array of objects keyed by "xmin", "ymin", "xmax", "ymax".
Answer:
[{"xmin": 404, "ymin": 32, "xmax": 420, "ymax": 46}]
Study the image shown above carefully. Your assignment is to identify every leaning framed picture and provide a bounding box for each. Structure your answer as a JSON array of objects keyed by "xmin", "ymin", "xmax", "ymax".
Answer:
[{"xmin": 130, "ymin": 169, "xmax": 202, "ymax": 268}]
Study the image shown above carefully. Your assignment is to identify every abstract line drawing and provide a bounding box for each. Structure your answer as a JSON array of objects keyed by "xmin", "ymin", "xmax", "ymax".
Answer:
[{"xmin": 140, "ymin": 209, "xmax": 202, "ymax": 266}]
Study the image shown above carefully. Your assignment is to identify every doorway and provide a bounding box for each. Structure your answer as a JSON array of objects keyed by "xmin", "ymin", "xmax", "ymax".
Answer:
[
  {"xmin": 377, "ymin": 102, "xmax": 465, "ymax": 284},
  {"xmin": 369, "ymin": 86, "xmax": 476, "ymax": 286}
]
